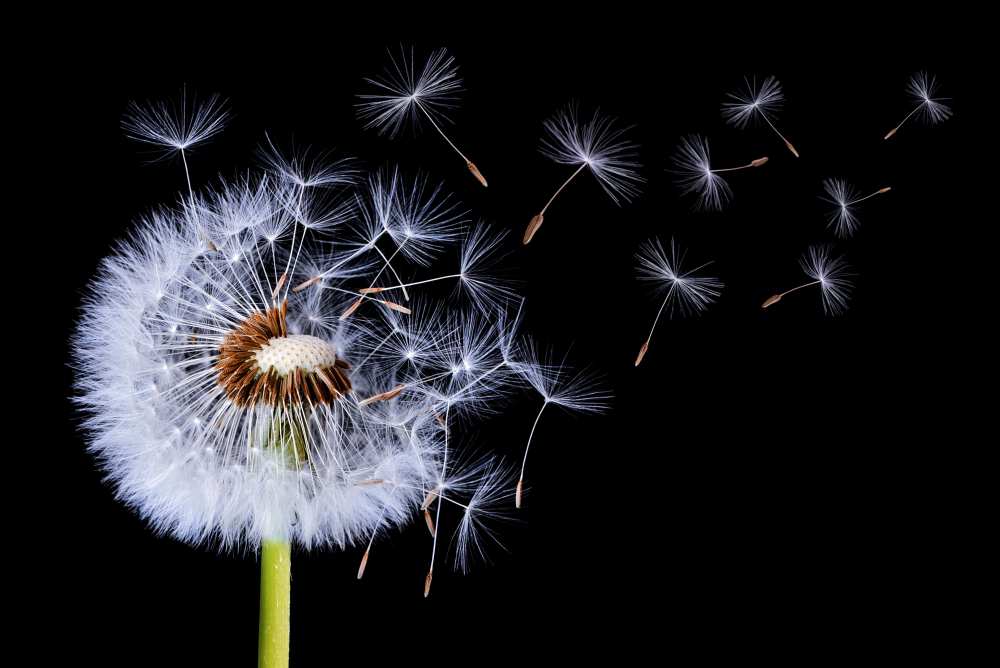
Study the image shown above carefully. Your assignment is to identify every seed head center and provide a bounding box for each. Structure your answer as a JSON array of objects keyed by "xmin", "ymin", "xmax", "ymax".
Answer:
[{"xmin": 255, "ymin": 335, "xmax": 339, "ymax": 377}]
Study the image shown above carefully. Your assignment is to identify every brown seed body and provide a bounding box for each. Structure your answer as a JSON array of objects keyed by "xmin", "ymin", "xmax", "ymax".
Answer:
[
  {"xmin": 216, "ymin": 301, "xmax": 351, "ymax": 407},
  {"xmin": 635, "ymin": 341, "xmax": 649, "ymax": 367},
  {"xmin": 467, "ymin": 161, "xmax": 488, "ymax": 188},
  {"xmin": 524, "ymin": 214, "xmax": 545, "ymax": 245},
  {"xmin": 761, "ymin": 294, "xmax": 783, "ymax": 309}
]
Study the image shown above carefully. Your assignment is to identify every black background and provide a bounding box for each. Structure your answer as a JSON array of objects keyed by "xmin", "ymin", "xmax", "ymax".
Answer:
[{"xmin": 41, "ymin": 14, "xmax": 977, "ymax": 666}]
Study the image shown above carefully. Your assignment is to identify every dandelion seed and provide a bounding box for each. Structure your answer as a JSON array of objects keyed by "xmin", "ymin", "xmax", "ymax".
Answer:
[
  {"xmin": 525, "ymin": 103, "xmax": 643, "ymax": 244},
  {"xmin": 762, "ymin": 245, "xmax": 853, "ymax": 315},
  {"xmin": 358, "ymin": 46, "xmax": 488, "ymax": 187},
  {"xmin": 670, "ymin": 135, "xmax": 768, "ymax": 211},
  {"xmin": 122, "ymin": 89, "xmax": 230, "ymax": 242},
  {"xmin": 722, "ymin": 75, "xmax": 800, "ymax": 157},
  {"xmin": 512, "ymin": 344, "xmax": 610, "ymax": 506},
  {"xmin": 821, "ymin": 179, "xmax": 892, "ymax": 239},
  {"xmin": 884, "ymin": 72, "xmax": 953, "ymax": 140},
  {"xmin": 634, "ymin": 239, "xmax": 723, "ymax": 366}
]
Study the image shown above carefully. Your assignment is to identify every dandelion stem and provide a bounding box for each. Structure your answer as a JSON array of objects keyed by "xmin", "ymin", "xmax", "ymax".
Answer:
[
  {"xmin": 761, "ymin": 280, "xmax": 821, "ymax": 309},
  {"xmin": 524, "ymin": 163, "xmax": 589, "ymax": 244},
  {"xmin": 516, "ymin": 401, "xmax": 548, "ymax": 508},
  {"xmin": 541, "ymin": 163, "xmax": 588, "ymax": 217},
  {"xmin": 759, "ymin": 112, "xmax": 799, "ymax": 158},
  {"xmin": 416, "ymin": 100, "xmax": 487, "ymax": 187},
  {"xmin": 361, "ymin": 274, "xmax": 461, "ymax": 293},
  {"xmin": 885, "ymin": 104, "xmax": 923, "ymax": 140},
  {"xmin": 848, "ymin": 187, "xmax": 891, "ymax": 206},
  {"xmin": 712, "ymin": 157, "xmax": 768, "ymax": 173},
  {"xmin": 425, "ymin": 404, "xmax": 451, "ymax": 597},
  {"xmin": 180, "ymin": 149, "xmax": 195, "ymax": 206},
  {"xmin": 636, "ymin": 284, "xmax": 676, "ymax": 366},
  {"xmin": 371, "ymin": 244, "xmax": 410, "ymax": 302},
  {"xmin": 258, "ymin": 539, "xmax": 291, "ymax": 668}
]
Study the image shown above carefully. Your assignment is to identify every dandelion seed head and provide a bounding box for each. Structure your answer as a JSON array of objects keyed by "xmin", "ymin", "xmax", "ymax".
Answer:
[{"xmin": 75, "ymin": 154, "xmax": 522, "ymax": 560}]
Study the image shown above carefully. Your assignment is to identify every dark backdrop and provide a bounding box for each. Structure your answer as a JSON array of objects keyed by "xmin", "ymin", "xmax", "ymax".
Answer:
[{"xmin": 43, "ymin": 16, "xmax": 972, "ymax": 666}]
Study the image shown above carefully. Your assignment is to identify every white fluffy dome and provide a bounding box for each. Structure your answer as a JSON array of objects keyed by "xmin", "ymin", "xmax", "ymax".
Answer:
[{"xmin": 73, "ymin": 168, "xmax": 521, "ymax": 559}]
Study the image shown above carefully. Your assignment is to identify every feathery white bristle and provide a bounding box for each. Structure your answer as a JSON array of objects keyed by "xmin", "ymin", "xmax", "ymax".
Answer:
[
  {"xmin": 539, "ymin": 103, "xmax": 644, "ymax": 205},
  {"xmin": 721, "ymin": 75, "xmax": 784, "ymax": 129},
  {"xmin": 670, "ymin": 135, "xmax": 732, "ymax": 212},
  {"xmin": 636, "ymin": 238, "xmax": 724, "ymax": 317},
  {"xmin": 800, "ymin": 245, "xmax": 853, "ymax": 316}
]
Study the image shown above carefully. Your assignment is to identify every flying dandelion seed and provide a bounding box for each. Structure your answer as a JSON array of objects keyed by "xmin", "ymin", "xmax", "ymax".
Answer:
[
  {"xmin": 884, "ymin": 71, "xmax": 953, "ymax": 140},
  {"xmin": 357, "ymin": 46, "xmax": 488, "ymax": 187},
  {"xmin": 122, "ymin": 89, "xmax": 230, "ymax": 244},
  {"xmin": 722, "ymin": 75, "xmax": 800, "ymax": 158},
  {"xmin": 821, "ymin": 179, "xmax": 892, "ymax": 239},
  {"xmin": 634, "ymin": 238, "xmax": 723, "ymax": 366},
  {"xmin": 762, "ymin": 245, "xmax": 853, "ymax": 315},
  {"xmin": 524, "ymin": 103, "xmax": 643, "ymax": 244},
  {"xmin": 77, "ymin": 94, "xmax": 588, "ymax": 667},
  {"xmin": 670, "ymin": 135, "xmax": 768, "ymax": 211},
  {"xmin": 511, "ymin": 343, "xmax": 610, "ymax": 508}
]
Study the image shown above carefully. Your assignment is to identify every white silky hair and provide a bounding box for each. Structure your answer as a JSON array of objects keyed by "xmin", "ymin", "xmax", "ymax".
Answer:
[
  {"xmin": 908, "ymin": 72, "xmax": 953, "ymax": 124},
  {"xmin": 821, "ymin": 179, "xmax": 860, "ymax": 239},
  {"xmin": 721, "ymin": 75, "xmax": 785, "ymax": 129},
  {"xmin": 122, "ymin": 91, "xmax": 230, "ymax": 154},
  {"xmin": 800, "ymin": 245, "xmax": 853, "ymax": 316},
  {"xmin": 73, "ymin": 164, "xmax": 528, "ymax": 564},
  {"xmin": 670, "ymin": 135, "xmax": 732, "ymax": 212},
  {"xmin": 513, "ymin": 341, "xmax": 612, "ymax": 414},
  {"xmin": 539, "ymin": 103, "xmax": 644, "ymax": 204},
  {"xmin": 356, "ymin": 46, "xmax": 462, "ymax": 137},
  {"xmin": 636, "ymin": 237, "xmax": 724, "ymax": 316}
]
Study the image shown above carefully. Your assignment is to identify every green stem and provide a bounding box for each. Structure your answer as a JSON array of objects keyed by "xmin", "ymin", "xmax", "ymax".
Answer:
[{"xmin": 258, "ymin": 539, "xmax": 291, "ymax": 668}]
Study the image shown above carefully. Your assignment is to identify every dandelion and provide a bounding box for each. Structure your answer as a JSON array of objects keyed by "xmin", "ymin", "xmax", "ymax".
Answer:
[
  {"xmin": 357, "ymin": 46, "xmax": 488, "ymax": 187},
  {"xmin": 76, "ymin": 96, "xmax": 575, "ymax": 667},
  {"xmin": 524, "ymin": 103, "xmax": 643, "ymax": 244},
  {"xmin": 512, "ymin": 343, "xmax": 611, "ymax": 507},
  {"xmin": 634, "ymin": 238, "xmax": 723, "ymax": 366},
  {"xmin": 762, "ymin": 245, "xmax": 853, "ymax": 315},
  {"xmin": 884, "ymin": 71, "xmax": 953, "ymax": 140},
  {"xmin": 670, "ymin": 135, "xmax": 768, "ymax": 211},
  {"xmin": 821, "ymin": 179, "xmax": 892, "ymax": 239},
  {"xmin": 722, "ymin": 75, "xmax": 800, "ymax": 157}
]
